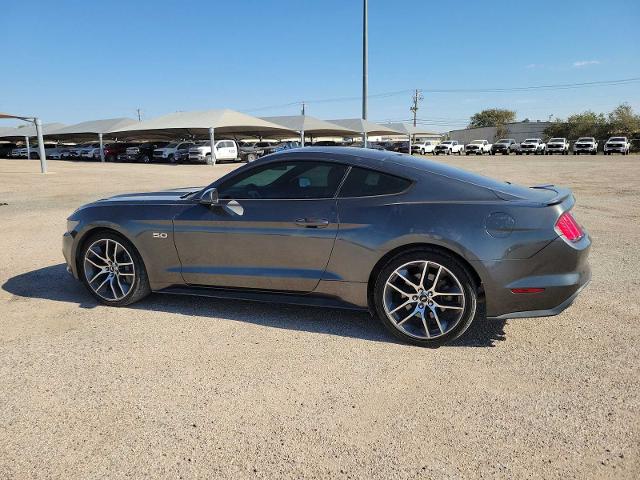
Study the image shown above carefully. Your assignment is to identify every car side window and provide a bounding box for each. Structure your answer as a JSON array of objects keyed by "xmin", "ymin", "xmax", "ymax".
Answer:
[
  {"xmin": 218, "ymin": 161, "xmax": 348, "ymax": 200},
  {"xmin": 338, "ymin": 167, "xmax": 411, "ymax": 198}
]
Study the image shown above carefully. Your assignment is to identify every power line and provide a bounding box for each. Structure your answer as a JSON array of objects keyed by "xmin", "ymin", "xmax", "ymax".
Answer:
[{"xmin": 242, "ymin": 77, "xmax": 640, "ymax": 114}]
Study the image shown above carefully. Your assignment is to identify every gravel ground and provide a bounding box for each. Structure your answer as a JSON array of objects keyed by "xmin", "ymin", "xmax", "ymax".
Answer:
[{"xmin": 0, "ymin": 155, "xmax": 638, "ymax": 479}]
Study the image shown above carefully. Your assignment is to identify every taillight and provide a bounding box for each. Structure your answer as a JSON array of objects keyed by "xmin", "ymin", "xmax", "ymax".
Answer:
[{"xmin": 555, "ymin": 211, "xmax": 584, "ymax": 242}]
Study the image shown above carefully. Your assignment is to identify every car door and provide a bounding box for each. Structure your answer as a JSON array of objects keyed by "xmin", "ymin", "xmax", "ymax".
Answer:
[{"xmin": 173, "ymin": 159, "xmax": 348, "ymax": 292}]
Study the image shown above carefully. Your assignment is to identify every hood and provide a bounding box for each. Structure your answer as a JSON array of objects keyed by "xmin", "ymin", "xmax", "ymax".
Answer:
[{"xmin": 95, "ymin": 187, "xmax": 201, "ymax": 205}]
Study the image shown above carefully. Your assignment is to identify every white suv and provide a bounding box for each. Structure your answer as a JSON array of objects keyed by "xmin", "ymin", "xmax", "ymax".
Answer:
[
  {"xmin": 153, "ymin": 141, "xmax": 195, "ymax": 163},
  {"xmin": 188, "ymin": 140, "xmax": 238, "ymax": 164}
]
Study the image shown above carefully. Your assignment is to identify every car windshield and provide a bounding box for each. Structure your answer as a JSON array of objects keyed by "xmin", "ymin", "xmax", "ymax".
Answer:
[
  {"xmin": 497, "ymin": 139, "xmax": 510, "ymax": 144},
  {"xmin": 523, "ymin": 139, "xmax": 537, "ymax": 143},
  {"xmin": 441, "ymin": 141, "xmax": 453, "ymax": 145},
  {"xmin": 255, "ymin": 142, "xmax": 271, "ymax": 147},
  {"xmin": 165, "ymin": 143, "xmax": 179, "ymax": 148},
  {"xmin": 610, "ymin": 137, "xmax": 625, "ymax": 141},
  {"xmin": 549, "ymin": 138, "xmax": 564, "ymax": 142},
  {"xmin": 577, "ymin": 138, "xmax": 594, "ymax": 142},
  {"xmin": 470, "ymin": 140, "xmax": 484, "ymax": 144}
]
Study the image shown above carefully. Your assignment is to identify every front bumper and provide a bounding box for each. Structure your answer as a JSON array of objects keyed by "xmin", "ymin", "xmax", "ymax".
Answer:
[
  {"xmin": 604, "ymin": 146, "xmax": 626, "ymax": 152},
  {"xmin": 62, "ymin": 231, "xmax": 79, "ymax": 279},
  {"xmin": 480, "ymin": 234, "xmax": 591, "ymax": 319}
]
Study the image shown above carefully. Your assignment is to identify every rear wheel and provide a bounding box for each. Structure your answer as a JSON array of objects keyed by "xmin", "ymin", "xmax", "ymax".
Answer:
[
  {"xmin": 373, "ymin": 249, "xmax": 478, "ymax": 347},
  {"xmin": 140, "ymin": 154, "xmax": 150, "ymax": 163},
  {"xmin": 246, "ymin": 153, "xmax": 257, "ymax": 162},
  {"xmin": 80, "ymin": 231, "xmax": 150, "ymax": 306}
]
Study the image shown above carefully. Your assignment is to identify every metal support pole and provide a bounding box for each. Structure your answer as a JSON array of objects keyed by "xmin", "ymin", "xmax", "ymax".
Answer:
[
  {"xmin": 363, "ymin": 131, "xmax": 368, "ymax": 148},
  {"xmin": 25, "ymin": 136, "xmax": 31, "ymax": 162},
  {"xmin": 99, "ymin": 133, "xmax": 105, "ymax": 162},
  {"xmin": 362, "ymin": 0, "xmax": 368, "ymax": 120},
  {"xmin": 408, "ymin": 134, "xmax": 412, "ymax": 156},
  {"xmin": 208, "ymin": 127, "xmax": 216, "ymax": 165},
  {"xmin": 35, "ymin": 118, "xmax": 47, "ymax": 173},
  {"xmin": 300, "ymin": 129, "xmax": 305, "ymax": 147}
]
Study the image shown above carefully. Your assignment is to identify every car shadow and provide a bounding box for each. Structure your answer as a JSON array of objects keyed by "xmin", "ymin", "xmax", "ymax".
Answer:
[{"xmin": 2, "ymin": 264, "xmax": 507, "ymax": 348}]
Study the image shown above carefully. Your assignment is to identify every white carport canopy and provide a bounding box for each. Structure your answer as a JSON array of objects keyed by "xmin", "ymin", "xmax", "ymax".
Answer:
[
  {"xmin": 0, "ymin": 112, "xmax": 55, "ymax": 173},
  {"xmin": 327, "ymin": 118, "xmax": 402, "ymax": 145},
  {"xmin": 261, "ymin": 115, "xmax": 359, "ymax": 146},
  {"xmin": 380, "ymin": 123, "xmax": 442, "ymax": 153},
  {"xmin": 45, "ymin": 118, "xmax": 138, "ymax": 162},
  {"xmin": 110, "ymin": 109, "xmax": 299, "ymax": 164},
  {"xmin": 0, "ymin": 122, "xmax": 66, "ymax": 139}
]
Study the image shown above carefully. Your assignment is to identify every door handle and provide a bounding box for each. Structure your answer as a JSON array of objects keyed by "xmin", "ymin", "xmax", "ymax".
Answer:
[{"xmin": 295, "ymin": 217, "xmax": 330, "ymax": 228}]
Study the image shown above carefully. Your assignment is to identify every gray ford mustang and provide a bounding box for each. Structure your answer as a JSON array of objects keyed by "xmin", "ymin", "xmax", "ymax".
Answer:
[{"xmin": 63, "ymin": 147, "xmax": 591, "ymax": 346}]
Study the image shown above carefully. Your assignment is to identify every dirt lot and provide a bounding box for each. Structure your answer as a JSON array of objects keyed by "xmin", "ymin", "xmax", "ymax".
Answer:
[{"xmin": 0, "ymin": 155, "xmax": 638, "ymax": 479}]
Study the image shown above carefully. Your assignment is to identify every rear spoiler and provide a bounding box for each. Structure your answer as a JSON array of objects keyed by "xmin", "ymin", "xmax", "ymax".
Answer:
[{"xmin": 530, "ymin": 184, "xmax": 573, "ymax": 206}]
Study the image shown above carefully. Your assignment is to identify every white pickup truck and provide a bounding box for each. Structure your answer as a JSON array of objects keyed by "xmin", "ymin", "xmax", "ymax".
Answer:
[
  {"xmin": 604, "ymin": 136, "xmax": 631, "ymax": 155},
  {"xmin": 518, "ymin": 138, "xmax": 546, "ymax": 155},
  {"xmin": 433, "ymin": 140, "xmax": 464, "ymax": 155},
  {"xmin": 188, "ymin": 140, "xmax": 239, "ymax": 164},
  {"xmin": 573, "ymin": 137, "xmax": 598, "ymax": 155},
  {"xmin": 465, "ymin": 139, "xmax": 492, "ymax": 155},
  {"xmin": 545, "ymin": 138, "xmax": 570, "ymax": 155}
]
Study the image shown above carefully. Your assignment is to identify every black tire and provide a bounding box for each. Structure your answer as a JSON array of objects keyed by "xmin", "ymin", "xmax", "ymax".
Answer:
[
  {"xmin": 79, "ymin": 231, "xmax": 151, "ymax": 307},
  {"xmin": 372, "ymin": 249, "xmax": 479, "ymax": 347},
  {"xmin": 246, "ymin": 153, "xmax": 257, "ymax": 162},
  {"xmin": 168, "ymin": 154, "xmax": 175, "ymax": 163},
  {"xmin": 140, "ymin": 154, "xmax": 150, "ymax": 164}
]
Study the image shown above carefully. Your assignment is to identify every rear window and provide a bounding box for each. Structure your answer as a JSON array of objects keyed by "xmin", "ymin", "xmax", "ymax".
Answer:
[{"xmin": 339, "ymin": 167, "xmax": 411, "ymax": 197}]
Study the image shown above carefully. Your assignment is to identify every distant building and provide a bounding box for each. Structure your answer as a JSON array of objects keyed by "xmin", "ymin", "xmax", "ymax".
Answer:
[{"xmin": 448, "ymin": 120, "xmax": 553, "ymax": 144}]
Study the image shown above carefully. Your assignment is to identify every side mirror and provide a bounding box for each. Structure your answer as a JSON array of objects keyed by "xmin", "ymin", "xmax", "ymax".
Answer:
[{"xmin": 200, "ymin": 187, "xmax": 219, "ymax": 206}]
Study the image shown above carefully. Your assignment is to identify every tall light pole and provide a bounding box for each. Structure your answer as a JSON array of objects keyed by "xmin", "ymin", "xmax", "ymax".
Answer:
[{"xmin": 362, "ymin": 0, "xmax": 368, "ymax": 145}]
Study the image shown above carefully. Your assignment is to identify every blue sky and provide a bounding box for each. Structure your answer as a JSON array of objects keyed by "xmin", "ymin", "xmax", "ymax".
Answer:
[{"xmin": 1, "ymin": 0, "xmax": 639, "ymax": 131}]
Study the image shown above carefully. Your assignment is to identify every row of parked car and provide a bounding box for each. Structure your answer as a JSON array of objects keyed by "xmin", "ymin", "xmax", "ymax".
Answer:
[
  {"xmin": 420, "ymin": 136, "xmax": 633, "ymax": 156},
  {"xmin": 4, "ymin": 139, "xmax": 303, "ymax": 163},
  {"xmin": 2, "ymin": 135, "xmax": 632, "ymax": 162}
]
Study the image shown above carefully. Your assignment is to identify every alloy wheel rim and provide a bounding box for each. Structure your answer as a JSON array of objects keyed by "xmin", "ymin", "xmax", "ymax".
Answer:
[
  {"xmin": 383, "ymin": 260, "xmax": 465, "ymax": 340},
  {"xmin": 83, "ymin": 239, "xmax": 135, "ymax": 301}
]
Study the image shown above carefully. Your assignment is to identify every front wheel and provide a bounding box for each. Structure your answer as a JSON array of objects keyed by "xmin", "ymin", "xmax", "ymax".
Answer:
[
  {"xmin": 80, "ymin": 232, "xmax": 150, "ymax": 306},
  {"xmin": 246, "ymin": 153, "xmax": 257, "ymax": 162},
  {"xmin": 373, "ymin": 249, "xmax": 478, "ymax": 347},
  {"xmin": 140, "ymin": 154, "xmax": 150, "ymax": 163}
]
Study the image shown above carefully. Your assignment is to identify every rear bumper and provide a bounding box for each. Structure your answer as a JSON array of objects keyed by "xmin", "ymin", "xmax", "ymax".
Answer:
[{"xmin": 479, "ymin": 234, "xmax": 591, "ymax": 319}]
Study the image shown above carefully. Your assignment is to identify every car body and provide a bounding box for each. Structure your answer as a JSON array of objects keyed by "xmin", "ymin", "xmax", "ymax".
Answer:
[
  {"xmin": 102, "ymin": 143, "xmax": 139, "ymax": 162},
  {"xmin": 63, "ymin": 147, "xmax": 591, "ymax": 346},
  {"xmin": 153, "ymin": 141, "xmax": 195, "ymax": 163},
  {"xmin": 546, "ymin": 138, "xmax": 570, "ymax": 155},
  {"xmin": 603, "ymin": 137, "xmax": 630, "ymax": 155},
  {"xmin": 313, "ymin": 140, "xmax": 344, "ymax": 147},
  {"xmin": 273, "ymin": 141, "xmax": 302, "ymax": 152},
  {"xmin": 411, "ymin": 141, "xmax": 436, "ymax": 154},
  {"xmin": 519, "ymin": 138, "xmax": 546, "ymax": 155},
  {"xmin": 573, "ymin": 137, "xmax": 598, "ymax": 155},
  {"xmin": 491, "ymin": 139, "xmax": 516, "ymax": 155},
  {"xmin": 16, "ymin": 143, "xmax": 59, "ymax": 159},
  {"xmin": 173, "ymin": 144, "xmax": 192, "ymax": 163},
  {"xmin": 0, "ymin": 142, "xmax": 18, "ymax": 158},
  {"xmin": 434, "ymin": 140, "xmax": 464, "ymax": 155},
  {"xmin": 188, "ymin": 140, "xmax": 239, "ymax": 164},
  {"xmin": 118, "ymin": 142, "xmax": 170, "ymax": 163},
  {"xmin": 465, "ymin": 140, "xmax": 492, "ymax": 155}
]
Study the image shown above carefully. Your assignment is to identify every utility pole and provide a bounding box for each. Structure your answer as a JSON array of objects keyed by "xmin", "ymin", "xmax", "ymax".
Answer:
[
  {"xmin": 136, "ymin": 108, "xmax": 142, "ymax": 122},
  {"xmin": 410, "ymin": 89, "xmax": 423, "ymax": 127},
  {"xmin": 300, "ymin": 102, "xmax": 306, "ymax": 147},
  {"xmin": 362, "ymin": 0, "xmax": 368, "ymax": 121}
]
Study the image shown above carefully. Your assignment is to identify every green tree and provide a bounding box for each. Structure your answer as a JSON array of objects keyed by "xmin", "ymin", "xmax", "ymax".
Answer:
[
  {"xmin": 468, "ymin": 109, "xmax": 516, "ymax": 128},
  {"xmin": 607, "ymin": 103, "xmax": 640, "ymax": 137},
  {"xmin": 565, "ymin": 111, "xmax": 607, "ymax": 139}
]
